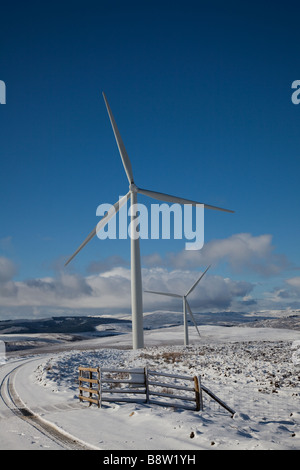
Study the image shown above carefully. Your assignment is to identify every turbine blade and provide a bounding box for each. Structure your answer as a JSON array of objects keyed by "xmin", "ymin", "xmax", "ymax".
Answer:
[
  {"xmin": 185, "ymin": 265, "xmax": 211, "ymax": 297},
  {"xmin": 144, "ymin": 290, "xmax": 182, "ymax": 298},
  {"xmin": 186, "ymin": 300, "xmax": 201, "ymax": 338},
  {"xmin": 137, "ymin": 187, "xmax": 234, "ymax": 213},
  {"xmin": 102, "ymin": 92, "xmax": 134, "ymax": 184},
  {"xmin": 64, "ymin": 227, "xmax": 97, "ymax": 267},
  {"xmin": 65, "ymin": 192, "xmax": 130, "ymax": 266}
]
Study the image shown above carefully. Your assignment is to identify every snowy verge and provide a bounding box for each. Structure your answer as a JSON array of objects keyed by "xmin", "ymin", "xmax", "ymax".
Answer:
[{"xmin": 8, "ymin": 324, "xmax": 300, "ymax": 450}]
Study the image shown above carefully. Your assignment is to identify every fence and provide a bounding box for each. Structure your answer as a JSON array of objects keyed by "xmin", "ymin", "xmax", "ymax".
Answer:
[
  {"xmin": 78, "ymin": 366, "xmax": 101, "ymax": 407},
  {"xmin": 100, "ymin": 367, "xmax": 147, "ymax": 408},
  {"xmin": 78, "ymin": 366, "xmax": 235, "ymax": 415},
  {"xmin": 146, "ymin": 369, "xmax": 203, "ymax": 411}
]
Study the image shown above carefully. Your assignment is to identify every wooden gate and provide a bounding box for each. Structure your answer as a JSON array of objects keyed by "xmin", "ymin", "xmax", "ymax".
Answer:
[
  {"xmin": 146, "ymin": 369, "xmax": 203, "ymax": 411},
  {"xmin": 77, "ymin": 366, "xmax": 235, "ymax": 415}
]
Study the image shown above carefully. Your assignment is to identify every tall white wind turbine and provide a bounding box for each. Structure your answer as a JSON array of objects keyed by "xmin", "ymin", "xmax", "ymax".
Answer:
[
  {"xmin": 145, "ymin": 265, "xmax": 211, "ymax": 346},
  {"xmin": 65, "ymin": 93, "xmax": 233, "ymax": 349}
]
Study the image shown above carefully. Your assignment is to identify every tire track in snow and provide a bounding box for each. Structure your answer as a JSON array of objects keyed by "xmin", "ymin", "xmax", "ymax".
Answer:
[{"xmin": 0, "ymin": 360, "xmax": 97, "ymax": 450}]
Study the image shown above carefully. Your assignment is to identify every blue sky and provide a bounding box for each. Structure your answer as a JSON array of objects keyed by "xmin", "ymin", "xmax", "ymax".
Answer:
[{"xmin": 0, "ymin": 1, "xmax": 300, "ymax": 319}]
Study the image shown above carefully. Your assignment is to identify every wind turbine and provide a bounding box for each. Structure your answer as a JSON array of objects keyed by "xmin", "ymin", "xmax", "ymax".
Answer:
[
  {"xmin": 64, "ymin": 93, "xmax": 233, "ymax": 350},
  {"xmin": 145, "ymin": 265, "xmax": 211, "ymax": 346}
]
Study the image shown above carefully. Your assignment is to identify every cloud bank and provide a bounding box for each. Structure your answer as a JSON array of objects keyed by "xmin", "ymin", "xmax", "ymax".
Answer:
[
  {"xmin": 0, "ymin": 233, "xmax": 298, "ymax": 320},
  {"xmin": 143, "ymin": 233, "xmax": 291, "ymax": 276}
]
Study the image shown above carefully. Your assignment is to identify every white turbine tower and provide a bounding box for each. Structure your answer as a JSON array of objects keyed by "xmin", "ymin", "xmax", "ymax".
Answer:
[
  {"xmin": 145, "ymin": 265, "xmax": 211, "ymax": 346},
  {"xmin": 65, "ymin": 93, "xmax": 233, "ymax": 349}
]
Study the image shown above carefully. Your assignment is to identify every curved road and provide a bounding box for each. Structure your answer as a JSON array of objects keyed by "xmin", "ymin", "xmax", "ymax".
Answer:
[{"xmin": 0, "ymin": 358, "xmax": 94, "ymax": 450}]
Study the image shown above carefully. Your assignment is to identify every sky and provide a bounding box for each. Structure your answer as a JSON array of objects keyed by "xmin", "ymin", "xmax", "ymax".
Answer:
[{"xmin": 0, "ymin": 0, "xmax": 300, "ymax": 320}]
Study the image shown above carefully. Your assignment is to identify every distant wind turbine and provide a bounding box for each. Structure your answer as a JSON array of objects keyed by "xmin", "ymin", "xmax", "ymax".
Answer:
[
  {"xmin": 65, "ymin": 93, "xmax": 233, "ymax": 350},
  {"xmin": 145, "ymin": 265, "xmax": 211, "ymax": 346}
]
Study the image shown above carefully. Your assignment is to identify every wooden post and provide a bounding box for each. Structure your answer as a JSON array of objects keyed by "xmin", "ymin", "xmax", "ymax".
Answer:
[
  {"xmin": 89, "ymin": 370, "xmax": 92, "ymax": 406},
  {"xmin": 99, "ymin": 368, "xmax": 102, "ymax": 408},
  {"xmin": 79, "ymin": 368, "xmax": 83, "ymax": 403},
  {"xmin": 144, "ymin": 367, "xmax": 149, "ymax": 404},
  {"xmin": 96, "ymin": 367, "xmax": 100, "ymax": 408},
  {"xmin": 198, "ymin": 375, "xmax": 203, "ymax": 411},
  {"xmin": 193, "ymin": 376, "xmax": 201, "ymax": 411}
]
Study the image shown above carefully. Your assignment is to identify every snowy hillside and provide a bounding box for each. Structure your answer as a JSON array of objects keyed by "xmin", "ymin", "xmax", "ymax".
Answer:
[{"xmin": 1, "ymin": 311, "xmax": 299, "ymax": 450}]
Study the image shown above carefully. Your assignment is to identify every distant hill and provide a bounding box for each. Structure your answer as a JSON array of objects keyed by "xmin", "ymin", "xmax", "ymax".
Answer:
[{"xmin": 0, "ymin": 315, "xmax": 130, "ymax": 335}]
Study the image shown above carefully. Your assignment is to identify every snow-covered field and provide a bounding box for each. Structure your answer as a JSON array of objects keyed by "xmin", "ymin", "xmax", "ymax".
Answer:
[{"xmin": 1, "ymin": 311, "xmax": 300, "ymax": 451}]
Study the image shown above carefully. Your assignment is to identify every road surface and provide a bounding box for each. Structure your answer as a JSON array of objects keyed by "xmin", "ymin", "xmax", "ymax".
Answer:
[{"xmin": 0, "ymin": 358, "xmax": 93, "ymax": 450}]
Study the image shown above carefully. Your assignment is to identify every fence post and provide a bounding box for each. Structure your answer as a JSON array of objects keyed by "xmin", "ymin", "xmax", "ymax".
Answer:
[
  {"xmin": 89, "ymin": 369, "xmax": 92, "ymax": 406},
  {"xmin": 99, "ymin": 367, "xmax": 102, "ymax": 408},
  {"xmin": 79, "ymin": 368, "xmax": 83, "ymax": 403},
  {"xmin": 198, "ymin": 375, "xmax": 203, "ymax": 411},
  {"xmin": 193, "ymin": 375, "xmax": 202, "ymax": 411},
  {"xmin": 144, "ymin": 367, "xmax": 150, "ymax": 404}
]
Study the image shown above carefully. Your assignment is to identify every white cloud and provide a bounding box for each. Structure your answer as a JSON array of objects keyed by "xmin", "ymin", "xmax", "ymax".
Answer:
[
  {"xmin": 285, "ymin": 277, "xmax": 300, "ymax": 289},
  {"xmin": 0, "ymin": 257, "xmax": 17, "ymax": 283},
  {"xmin": 143, "ymin": 268, "xmax": 254, "ymax": 312},
  {"xmin": 259, "ymin": 275, "xmax": 300, "ymax": 310},
  {"xmin": 0, "ymin": 232, "xmax": 297, "ymax": 320},
  {"xmin": 143, "ymin": 233, "xmax": 290, "ymax": 276},
  {"xmin": 0, "ymin": 263, "xmax": 254, "ymax": 317}
]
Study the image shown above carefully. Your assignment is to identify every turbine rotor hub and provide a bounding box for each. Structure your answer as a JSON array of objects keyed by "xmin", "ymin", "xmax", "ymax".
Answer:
[{"xmin": 130, "ymin": 183, "xmax": 138, "ymax": 193}]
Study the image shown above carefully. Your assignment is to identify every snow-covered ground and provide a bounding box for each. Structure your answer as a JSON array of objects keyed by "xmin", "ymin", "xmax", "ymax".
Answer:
[{"xmin": 1, "ymin": 312, "xmax": 300, "ymax": 450}]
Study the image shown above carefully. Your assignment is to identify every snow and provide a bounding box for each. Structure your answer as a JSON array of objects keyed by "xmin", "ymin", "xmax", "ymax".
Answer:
[{"xmin": 1, "ymin": 314, "xmax": 300, "ymax": 450}]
